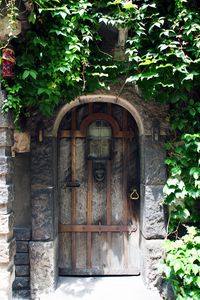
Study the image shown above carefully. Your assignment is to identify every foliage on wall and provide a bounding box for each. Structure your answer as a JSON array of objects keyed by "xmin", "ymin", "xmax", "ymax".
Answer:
[{"xmin": 1, "ymin": 1, "xmax": 200, "ymax": 298}]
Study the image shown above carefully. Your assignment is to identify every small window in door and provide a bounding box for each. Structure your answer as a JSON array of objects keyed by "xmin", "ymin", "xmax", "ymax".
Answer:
[{"xmin": 87, "ymin": 120, "xmax": 112, "ymax": 160}]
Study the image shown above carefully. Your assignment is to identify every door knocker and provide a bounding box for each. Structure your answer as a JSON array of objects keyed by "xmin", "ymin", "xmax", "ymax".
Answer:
[
  {"xmin": 129, "ymin": 188, "xmax": 139, "ymax": 200},
  {"xmin": 94, "ymin": 165, "xmax": 106, "ymax": 182}
]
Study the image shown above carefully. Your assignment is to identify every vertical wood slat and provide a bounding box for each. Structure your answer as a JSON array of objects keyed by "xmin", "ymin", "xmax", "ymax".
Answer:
[
  {"xmin": 71, "ymin": 108, "xmax": 77, "ymax": 270},
  {"xmin": 87, "ymin": 160, "xmax": 93, "ymax": 268},
  {"xmin": 88, "ymin": 102, "xmax": 93, "ymax": 114},
  {"xmin": 122, "ymin": 110, "xmax": 128, "ymax": 269},
  {"xmin": 107, "ymin": 104, "xmax": 112, "ymax": 268},
  {"xmin": 106, "ymin": 160, "xmax": 112, "ymax": 268},
  {"xmin": 107, "ymin": 103, "xmax": 112, "ymax": 115}
]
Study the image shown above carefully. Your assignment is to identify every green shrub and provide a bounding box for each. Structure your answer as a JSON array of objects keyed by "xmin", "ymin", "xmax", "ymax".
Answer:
[{"xmin": 163, "ymin": 226, "xmax": 200, "ymax": 300}]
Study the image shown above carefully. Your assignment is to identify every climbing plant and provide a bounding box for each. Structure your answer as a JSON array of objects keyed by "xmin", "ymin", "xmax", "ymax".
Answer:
[
  {"xmin": 0, "ymin": 1, "xmax": 200, "ymax": 298},
  {"xmin": 0, "ymin": 0, "xmax": 19, "ymax": 48}
]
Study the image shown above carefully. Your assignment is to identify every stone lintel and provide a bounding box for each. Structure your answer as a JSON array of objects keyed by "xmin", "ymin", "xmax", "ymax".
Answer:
[
  {"xmin": 30, "ymin": 238, "xmax": 58, "ymax": 299},
  {"xmin": 140, "ymin": 184, "xmax": 166, "ymax": 239}
]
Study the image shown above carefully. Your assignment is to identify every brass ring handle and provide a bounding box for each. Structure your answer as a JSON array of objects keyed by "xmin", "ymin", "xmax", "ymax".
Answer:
[{"xmin": 129, "ymin": 189, "xmax": 139, "ymax": 200}]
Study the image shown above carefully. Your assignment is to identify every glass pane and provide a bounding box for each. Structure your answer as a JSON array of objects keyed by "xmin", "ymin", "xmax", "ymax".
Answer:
[
  {"xmin": 88, "ymin": 121, "xmax": 112, "ymax": 138},
  {"xmin": 87, "ymin": 120, "xmax": 112, "ymax": 160}
]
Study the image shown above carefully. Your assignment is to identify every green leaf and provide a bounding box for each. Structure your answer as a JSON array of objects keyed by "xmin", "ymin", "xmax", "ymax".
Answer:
[
  {"xmin": 181, "ymin": 72, "xmax": 199, "ymax": 83},
  {"xmin": 29, "ymin": 70, "xmax": 37, "ymax": 80},
  {"xmin": 174, "ymin": 260, "xmax": 183, "ymax": 272},
  {"xmin": 22, "ymin": 70, "xmax": 30, "ymax": 80},
  {"xmin": 171, "ymin": 166, "xmax": 182, "ymax": 176},
  {"xmin": 158, "ymin": 44, "xmax": 169, "ymax": 51},
  {"xmin": 60, "ymin": 11, "xmax": 67, "ymax": 19}
]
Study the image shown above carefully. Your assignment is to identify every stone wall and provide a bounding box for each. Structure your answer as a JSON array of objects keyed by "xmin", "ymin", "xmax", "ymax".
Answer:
[
  {"xmin": 0, "ymin": 90, "xmax": 15, "ymax": 300},
  {"xmin": 13, "ymin": 227, "xmax": 31, "ymax": 299},
  {"xmin": 13, "ymin": 154, "xmax": 31, "ymax": 227},
  {"xmin": 30, "ymin": 132, "xmax": 58, "ymax": 299},
  {"xmin": 10, "ymin": 87, "xmax": 168, "ymax": 298}
]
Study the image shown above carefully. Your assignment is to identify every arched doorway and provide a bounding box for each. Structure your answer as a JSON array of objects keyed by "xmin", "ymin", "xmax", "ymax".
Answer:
[{"xmin": 58, "ymin": 102, "xmax": 140, "ymax": 275}]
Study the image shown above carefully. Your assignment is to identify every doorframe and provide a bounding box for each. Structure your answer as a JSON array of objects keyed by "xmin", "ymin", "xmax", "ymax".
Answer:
[
  {"xmin": 29, "ymin": 93, "xmax": 167, "ymax": 298},
  {"xmin": 52, "ymin": 95, "xmax": 144, "ymax": 137},
  {"xmin": 57, "ymin": 102, "xmax": 141, "ymax": 275}
]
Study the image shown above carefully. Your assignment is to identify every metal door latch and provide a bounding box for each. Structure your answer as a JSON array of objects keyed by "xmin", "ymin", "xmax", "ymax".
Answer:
[
  {"xmin": 129, "ymin": 188, "xmax": 139, "ymax": 200},
  {"xmin": 61, "ymin": 180, "xmax": 80, "ymax": 189}
]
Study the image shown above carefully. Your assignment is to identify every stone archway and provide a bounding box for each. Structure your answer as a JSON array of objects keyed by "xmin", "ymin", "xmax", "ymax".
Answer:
[
  {"xmin": 0, "ymin": 86, "xmax": 168, "ymax": 299},
  {"xmin": 27, "ymin": 92, "xmax": 168, "ymax": 299},
  {"xmin": 57, "ymin": 101, "xmax": 140, "ymax": 276}
]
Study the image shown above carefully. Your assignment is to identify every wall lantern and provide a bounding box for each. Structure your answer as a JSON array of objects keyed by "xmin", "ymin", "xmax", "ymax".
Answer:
[
  {"xmin": 87, "ymin": 120, "xmax": 112, "ymax": 182},
  {"xmin": 1, "ymin": 47, "xmax": 16, "ymax": 79},
  {"xmin": 152, "ymin": 119, "xmax": 160, "ymax": 142}
]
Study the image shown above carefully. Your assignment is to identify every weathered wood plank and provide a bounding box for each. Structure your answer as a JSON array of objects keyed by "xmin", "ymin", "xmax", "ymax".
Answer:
[
  {"xmin": 59, "ymin": 130, "xmax": 134, "ymax": 139},
  {"xmin": 59, "ymin": 224, "xmax": 137, "ymax": 233}
]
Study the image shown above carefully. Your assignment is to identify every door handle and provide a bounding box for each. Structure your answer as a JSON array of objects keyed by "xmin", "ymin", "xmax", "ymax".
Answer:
[{"xmin": 129, "ymin": 188, "xmax": 139, "ymax": 200}]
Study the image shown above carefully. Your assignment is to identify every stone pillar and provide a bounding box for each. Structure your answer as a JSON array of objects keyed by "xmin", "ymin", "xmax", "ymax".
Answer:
[
  {"xmin": 30, "ymin": 237, "xmax": 58, "ymax": 299},
  {"xmin": 30, "ymin": 134, "xmax": 58, "ymax": 299},
  {"xmin": 0, "ymin": 90, "xmax": 15, "ymax": 300},
  {"xmin": 140, "ymin": 135, "xmax": 167, "ymax": 289}
]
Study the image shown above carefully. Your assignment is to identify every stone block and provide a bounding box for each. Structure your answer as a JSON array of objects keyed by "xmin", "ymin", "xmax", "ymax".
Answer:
[
  {"xmin": 0, "ymin": 185, "xmax": 14, "ymax": 205},
  {"xmin": 16, "ymin": 241, "xmax": 29, "ymax": 253},
  {"xmin": 30, "ymin": 238, "xmax": 58, "ymax": 299},
  {"xmin": 140, "ymin": 136, "xmax": 167, "ymax": 185},
  {"xmin": 0, "ymin": 146, "xmax": 12, "ymax": 157},
  {"xmin": 0, "ymin": 129, "xmax": 13, "ymax": 147},
  {"xmin": 15, "ymin": 265, "xmax": 30, "ymax": 277},
  {"xmin": 0, "ymin": 157, "xmax": 13, "ymax": 176},
  {"xmin": 14, "ymin": 227, "xmax": 31, "ymax": 241},
  {"xmin": 14, "ymin": 253, "xmax": 29, "ymax": 266},
  {"xmin": 31, "ymin": 137, "xmax": 54, "ymax": 186},
  {"xmin": 0, "ymin": 238, "xmax": 16, "ymax": 264},
  {"xmin": 140, "ymin": 185, "xmax": 166, "ymax": 239},
  {"xmin": 0, "ymin": 202, "xmax": 13, "ymax": 215},
  {"xmin": 13, "ymin": 289, "xmax": 31, "ymax": 299},
  {"xmin": 31, "ymin": 187, "xmax": 54, "ymax": 240},
  {"xmin": 140, "ymin": 238, "xmax": 164, "ymax": 289},
  {"xmin": 0, "ymin": 103, "xmax": 13, "ymax": 129},
  {"xmin": 0, "ymin": 268, "xmax": 14, "ymax": 293},
  {"xmin": 12, "ymin": 277, "xmax": 30, "ymax": 290},
  {"xmin": 0, "ymin": 213, "xmax": 14, "ymax": 235},
  {"xmin": 0, "ymin": 291, "xmax": 10, "ymax": 300}
]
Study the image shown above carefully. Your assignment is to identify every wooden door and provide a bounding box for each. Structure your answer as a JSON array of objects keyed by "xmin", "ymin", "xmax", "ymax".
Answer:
[{"xmin": 58, "ymin": 103, "xmax": 140, "ymax": 275}]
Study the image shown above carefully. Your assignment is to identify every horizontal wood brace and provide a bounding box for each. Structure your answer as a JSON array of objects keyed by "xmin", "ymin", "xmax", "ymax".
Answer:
[
  {"xmin": 59, "ymin": 223, "xmax": 137, "ymax": 233},
  {"xmin": 59, "ymin": 130, "xmax": 134, "ymax": 139}
]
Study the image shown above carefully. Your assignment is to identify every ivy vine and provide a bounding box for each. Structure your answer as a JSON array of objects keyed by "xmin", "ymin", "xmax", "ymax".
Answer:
[{"xmin": 0, "ymin": 1, "xmax": 200, "ymax": 298}]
